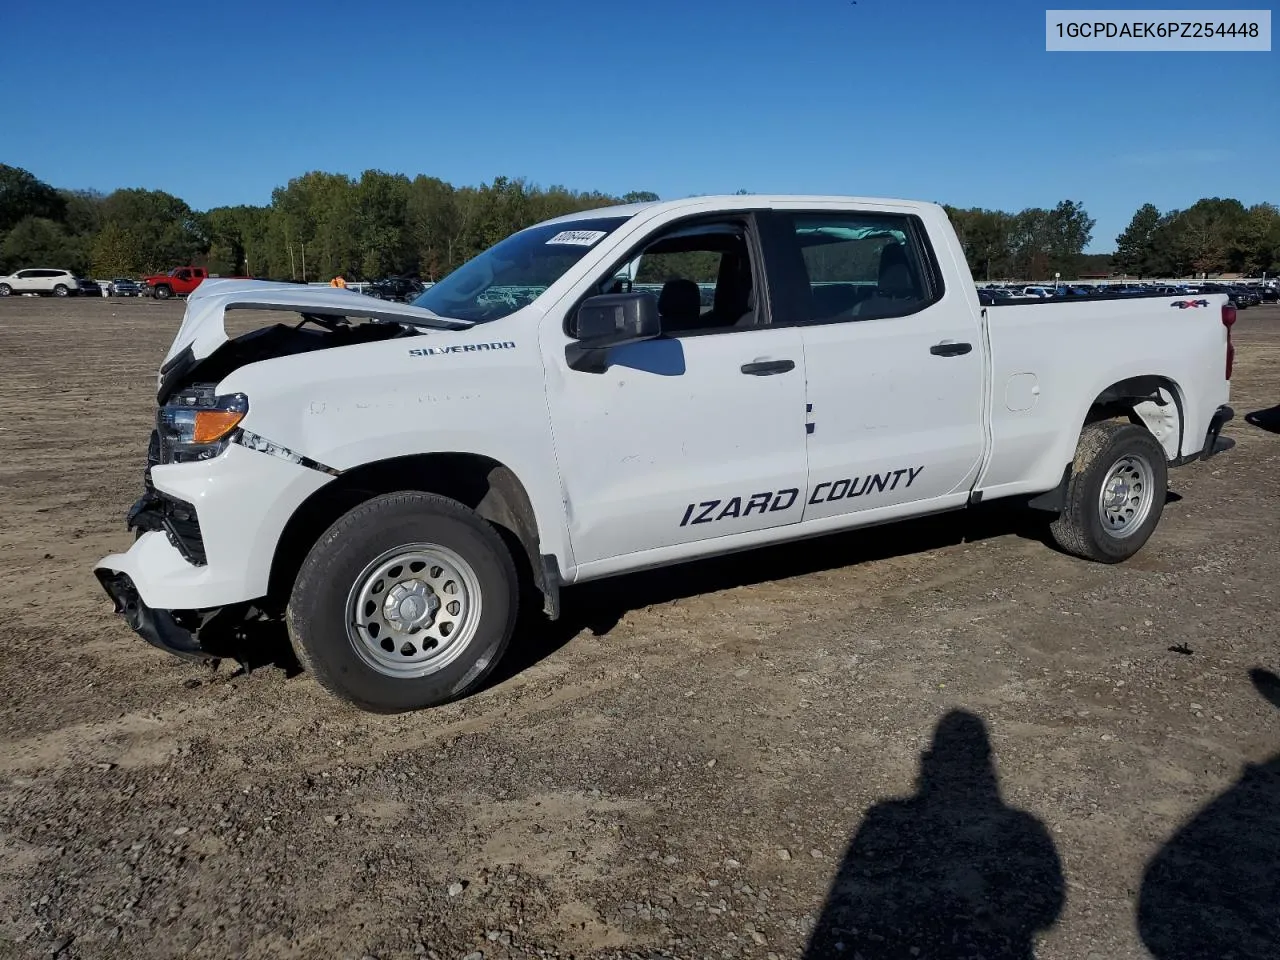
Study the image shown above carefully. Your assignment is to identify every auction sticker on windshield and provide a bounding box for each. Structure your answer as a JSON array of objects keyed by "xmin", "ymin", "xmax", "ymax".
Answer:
[{"xmin": 546, "ymin": 230, "xmax": 607, "ymax": 246}]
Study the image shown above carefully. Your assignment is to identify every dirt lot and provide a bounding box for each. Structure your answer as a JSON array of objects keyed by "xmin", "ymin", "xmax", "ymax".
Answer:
[{"xmin": 0, "ymin": 296, "xmax": 1277, "ymax": 960}]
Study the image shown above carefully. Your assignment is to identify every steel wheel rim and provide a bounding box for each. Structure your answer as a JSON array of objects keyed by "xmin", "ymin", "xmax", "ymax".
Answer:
[
  {"xmin": 345, "ymin": 543, "xmax": 483, "ymax": 679},
  {"xmin": 1097, "ymin": 453, "xmax": 1155, "ymax": 538}
]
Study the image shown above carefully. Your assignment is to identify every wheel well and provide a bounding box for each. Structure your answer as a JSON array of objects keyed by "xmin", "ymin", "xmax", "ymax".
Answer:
[
  {"xmin": 267, "ymin": 453, "xmax": 550, "ymax": 615},
  {"xmin": 1084, "ymin": 375, "xmax": 1184, "ymax": 460}
]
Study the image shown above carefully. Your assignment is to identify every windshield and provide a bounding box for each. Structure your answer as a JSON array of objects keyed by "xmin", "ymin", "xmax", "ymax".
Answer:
[{"xmin": 411, "ymin": 216, "xmax": 630, "ymax": 322}]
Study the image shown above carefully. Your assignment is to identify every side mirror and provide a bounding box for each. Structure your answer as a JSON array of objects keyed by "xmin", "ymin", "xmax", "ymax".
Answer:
[{"xmin": 566, "ymin": 292, "xmax": 662, "ymax": 373}]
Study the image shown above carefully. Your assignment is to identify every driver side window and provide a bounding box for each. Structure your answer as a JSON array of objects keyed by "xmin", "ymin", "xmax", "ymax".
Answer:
[{"xmin": 599, "ymin": 220, "xmax": 761, "ymax": 335}]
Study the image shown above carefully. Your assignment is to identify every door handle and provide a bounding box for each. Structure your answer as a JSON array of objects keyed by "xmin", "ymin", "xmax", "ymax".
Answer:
[
  {"xmin": 740, "ymin": 359, "xmax": 795, "ymax": 376},
  {"xmin": 930, "ymin": 341, "xmax": 973, "ymax": 357}
]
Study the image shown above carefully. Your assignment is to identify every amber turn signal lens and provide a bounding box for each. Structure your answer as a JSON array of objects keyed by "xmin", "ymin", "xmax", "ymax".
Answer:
[{"xmin": 192, "ymin": 409, "xmax": 246, "ymax": 443}]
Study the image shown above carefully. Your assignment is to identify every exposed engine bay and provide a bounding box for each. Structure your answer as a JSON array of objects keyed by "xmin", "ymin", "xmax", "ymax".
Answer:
[{"xmin": 158, "ymin": 316, "xmax": 417, "ymax": 403}]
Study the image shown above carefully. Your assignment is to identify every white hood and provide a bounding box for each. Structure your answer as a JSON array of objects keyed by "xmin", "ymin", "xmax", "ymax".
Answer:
[{"xmin": 165, "ymin": 279, "xmax": 472, "ymax": 365}]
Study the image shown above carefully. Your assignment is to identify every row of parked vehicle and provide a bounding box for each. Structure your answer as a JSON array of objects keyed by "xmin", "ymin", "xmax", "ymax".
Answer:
[
  {"xmin": 0, "ymin": 268, "xmax": 97, "ymax": 297},
  {"xmin": 978, "ymin": 280, "xmax": 1278, "ymax": 308}
]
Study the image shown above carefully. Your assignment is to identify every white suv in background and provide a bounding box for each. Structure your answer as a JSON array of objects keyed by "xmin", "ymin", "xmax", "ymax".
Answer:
[{"xmin": 0, "ymin": 268, "xmax": 81, "ymax": 297}]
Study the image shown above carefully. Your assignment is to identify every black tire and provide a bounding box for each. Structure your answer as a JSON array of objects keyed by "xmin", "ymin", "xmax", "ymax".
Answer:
[
  {"xmin": 53, "ymin": 284, "xmax": 68, "ymax": 297},
  {"xmin": 0, "ymin": 283, "xmax": 10, "ymax": 297},
  {"xmin": 286, "ymin": 492, "xmax": 519, "ymax": 713},
  {"xmin": 1050, "ymin": 421, "xmax": 1168, "ymax": 563},
  {"xmin": 153, "ymin": 285, "xmax": 172, "ymax": 300}
]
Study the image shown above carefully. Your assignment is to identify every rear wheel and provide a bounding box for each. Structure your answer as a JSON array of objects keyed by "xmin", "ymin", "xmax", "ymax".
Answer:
[
  {"xmin": 53, "ymin": 284, "xmax": 68, "ymax": 297},
  {"xmin": 1050, "ymin": 421, "xmax": 1168, "ymax": 563},
  {"xmin": 286, "ymin": 492, "xmax": 519, "ymax": 713}
]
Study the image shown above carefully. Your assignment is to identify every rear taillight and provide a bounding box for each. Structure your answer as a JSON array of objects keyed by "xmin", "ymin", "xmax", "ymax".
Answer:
[{"xmin": 1222, "ymin": 304, "xmax": 1236, "ymax": 380}]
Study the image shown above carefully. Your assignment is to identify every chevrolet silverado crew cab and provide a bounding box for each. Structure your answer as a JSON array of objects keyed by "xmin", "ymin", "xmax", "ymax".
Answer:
[{"xmin": 94, "ymin": 195, "xmax": 1236, "ymax": 713}]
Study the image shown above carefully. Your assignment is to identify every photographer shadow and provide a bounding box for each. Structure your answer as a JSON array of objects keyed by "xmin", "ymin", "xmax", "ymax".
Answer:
[
  {"xmin": 1138, "ymin": 668, "xmax": 1280, "ymax": 960},
  {"xmin": 804, "ymin": 710, "xmax": 1064, "ymax": 959}
]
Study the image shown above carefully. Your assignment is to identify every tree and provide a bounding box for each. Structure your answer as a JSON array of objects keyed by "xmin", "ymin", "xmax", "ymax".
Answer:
[
  {"xmin": 407, "ymin": 175, "xmax": 460, "ymax": 280},
  {"xmin": 205, "ymin": 205, "xmax": 271, "ymax": 277},
  {"xmin": 0, "ymin": 165, "xmax": 65, "ymax": 232},
  {"xmin": 60, "ymin": 189, "xmax": 104, "ymax": 238},
  {"xmin": 1236, "ymin": 203, "xmax": 1280, "ymax": 275},
  {"xmin": 91, "ymin": 222, "xmax": 143, "ymax": 276},
  {"xmin": 354, "ymin": 170, "xmax": 412, "ymax": 278},
  {"xmin": 622, "ymin": 191, "xmax": 660, "ymax": 203},
  {"xmin": 1170, "ymin": 198, "xmax": 1248, "ymax": 276},
  {"xmin": 99, "ymin": 188, "xmax": 207, "ymax": 272},
  {"xmin": 1045, "ymin": 200, "xmax": 1095, "ymax": 277},
  {"xmin": 1114, "ymin": 203, "xmax": 1162, "ymax": 277},
  {"xmin": 0, "ymin": 217, "xmax": 85, "ymax": 273}
]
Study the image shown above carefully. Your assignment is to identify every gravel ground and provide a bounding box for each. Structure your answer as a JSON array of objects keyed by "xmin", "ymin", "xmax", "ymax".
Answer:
[{"xmin": 0, "ymin": 297, "xmax": 1277, "ymax": 960}]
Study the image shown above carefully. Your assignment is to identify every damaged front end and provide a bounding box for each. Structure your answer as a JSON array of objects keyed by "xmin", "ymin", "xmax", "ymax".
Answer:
[
  {"xmin": 98, "ymin": 281, "xmax": 468, "ymax": 663},
  {"xmin": 94, "ymin": 569, "xmax": 213, "ymax": 662}
]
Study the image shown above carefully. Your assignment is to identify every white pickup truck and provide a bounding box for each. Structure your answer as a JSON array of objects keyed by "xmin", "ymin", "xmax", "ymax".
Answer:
[{"xmin": 94, "ymin": 195, "xmax": 1236, "ymax": 712}]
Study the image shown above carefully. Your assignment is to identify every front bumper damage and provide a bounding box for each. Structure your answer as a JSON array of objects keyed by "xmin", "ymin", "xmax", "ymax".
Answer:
[
  {"xmin": 95, "ymin": 569, "xmax": 213, "ymax": 662},
  {"xmin": 94, "ymin": 441, "xmax": 335, "ymax": 660}
]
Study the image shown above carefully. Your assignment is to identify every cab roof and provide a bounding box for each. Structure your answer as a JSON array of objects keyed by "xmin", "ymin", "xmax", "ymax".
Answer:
[{"xmin": 539, "ymin": 194, "xmax": 935, "ymax": 227}]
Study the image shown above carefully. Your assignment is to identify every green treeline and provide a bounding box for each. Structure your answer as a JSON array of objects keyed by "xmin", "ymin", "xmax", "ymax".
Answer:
[{"xmin": 1, "ymin": 163, "xmax": 1274, "ymax": 282}]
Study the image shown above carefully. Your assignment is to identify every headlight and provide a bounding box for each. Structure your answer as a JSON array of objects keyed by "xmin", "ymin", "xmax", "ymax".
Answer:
[{"xmin": 157, "ymin": 385, "xmax": 248, "ymax": 463}]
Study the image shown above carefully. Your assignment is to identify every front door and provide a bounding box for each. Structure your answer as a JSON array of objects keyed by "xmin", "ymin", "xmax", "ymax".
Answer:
[
  {"xmin": 542, "ymin": 213, "xmax": 809, "ymax": 568},
  {"xmin": 767, "ymin": 208, "xmax": 986, "ymax": 522}
]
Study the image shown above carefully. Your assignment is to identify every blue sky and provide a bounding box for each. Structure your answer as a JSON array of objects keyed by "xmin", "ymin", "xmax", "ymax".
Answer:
[{"xmin": 3, "ymin": 0, "xmax": 1275, "ymax": 251}]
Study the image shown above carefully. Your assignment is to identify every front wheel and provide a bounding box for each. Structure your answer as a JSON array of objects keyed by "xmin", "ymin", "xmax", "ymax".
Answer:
[
  {"xmin": 1050, "ymin": 421, "xmax": 1169, "ymax": 563},
  {"xmin": 287, "ymin": 492, "xmax": 519, "ymax": 712},
  {"xmin": 0, "ymin": 283, "xmax": 10, "ymax": 297},
  {"xmin": 153, "ymin": 285, "xmax": 171, "ymax": 300}
]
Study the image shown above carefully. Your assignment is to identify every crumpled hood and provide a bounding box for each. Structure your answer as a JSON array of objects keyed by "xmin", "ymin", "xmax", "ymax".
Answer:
[{"xmin": 164, "ymin": 279, "xmax": 472, "ymax": 366}]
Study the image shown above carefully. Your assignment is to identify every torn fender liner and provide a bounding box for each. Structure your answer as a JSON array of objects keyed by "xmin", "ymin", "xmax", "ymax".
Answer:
[
  {"xmin": 166, "ymin": 279, "xmax": 474, "ymax": 368},
  {"xmin": 95, "ymin": 570, "xmax": 214, "ymax": 663}
]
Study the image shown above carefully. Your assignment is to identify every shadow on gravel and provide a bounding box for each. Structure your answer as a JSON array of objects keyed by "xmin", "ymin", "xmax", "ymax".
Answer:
[
  {"xmin": 1137, "ymin": 668, "xmax": 1280, "ymax": 960},
  {"xmin": 200, "ymin": 610, "xmax": 302, "ymax": 678},
  {"xmin": 533, "ymin": 502, "xmax": 1054, "ymax": 648},
  {"xmin": 803, "ymin": 710, "xmax": 1064, "ymax": 959},
  {"xmin": 1244, "ymin": 404, "xmax": 1280, "ymax": 434}
]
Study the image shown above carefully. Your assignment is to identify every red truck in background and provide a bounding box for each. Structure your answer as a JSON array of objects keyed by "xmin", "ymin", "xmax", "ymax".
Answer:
[
  {"xmin": 143, "ymin": 267, "xmax": 255, "ymax": 299},
  {"xmin": 143, "ymin": 267, "xmax": 209, "ymax": 299}
]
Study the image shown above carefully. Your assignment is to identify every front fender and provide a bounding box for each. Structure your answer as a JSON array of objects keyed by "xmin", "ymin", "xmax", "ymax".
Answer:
[{"xmin": 216, "ymin": 328, "xmax": 572, "ymax": 571}]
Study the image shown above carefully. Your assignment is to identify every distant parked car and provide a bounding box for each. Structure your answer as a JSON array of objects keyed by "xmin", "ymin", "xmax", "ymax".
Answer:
[
  {"xmin": 1204, "ymin": 284, "xmax": 1251, "ymax": 309},
  {"xmin": 1260, "ymin": 284, "xmax": 1278, "ymax": 303},
  {"xmin": 367, "ymin": 276, "xmax": 425, "ymax": 302},
  {"xmin": 80, "ymin": 277, "xmax": 106, "ymax": 297},
  {"xmin": 109, "ymin": 278, "xmax": 144, "ymax": 297},
  {"xmin": 0, "ymin": 268, "xmax": 83, "ymax": 297},
  {"xmin": 1022, "ymin": 286, "xmax": 1053, "ymax": 298},
  {"xmin": 1232, "ymin": 285, "xmax": 1261, "ymax": 307}
]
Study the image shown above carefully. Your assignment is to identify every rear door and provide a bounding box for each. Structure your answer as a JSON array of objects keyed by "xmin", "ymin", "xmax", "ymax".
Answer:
[{"xmin": 764, "ymin": 207, "xmax": 986, "ymax": 522}]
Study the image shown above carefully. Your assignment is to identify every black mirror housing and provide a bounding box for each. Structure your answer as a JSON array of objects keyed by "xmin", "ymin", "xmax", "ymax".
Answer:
[
  {"xmin": 566, "ymin": 292, "xmax": 662, "ymax": 372},
  {"xmin": 573, "ymin": 292, "xmax": 661, "ymax": 341}
]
